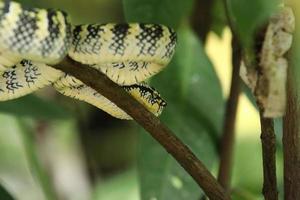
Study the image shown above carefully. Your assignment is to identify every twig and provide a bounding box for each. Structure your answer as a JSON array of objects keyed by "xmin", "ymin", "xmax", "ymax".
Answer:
[
  {"xmin": 282, "ymin": 3, "xmax": 300, "ymax": 199},
  {"xmin": 53, "ymin": 57, "xmax": 231, "ymax": 200},
  {"xmin": 254, "ymin": 21, "xmax": 278, "ymax": 200},
  {"xmin": 216, "ymin": 0, "xmax": 241, "ymax": 191},
  {"xmin": 283, "ymin": 56, "xmax": 300, "ymax": 200},
  {"xmin": 259, "ymin": 112, "xmax": 278, "ymax": 200},
  {"xmin": 217, "ymin": 36, "xmax": 241, "ymax": 190}
]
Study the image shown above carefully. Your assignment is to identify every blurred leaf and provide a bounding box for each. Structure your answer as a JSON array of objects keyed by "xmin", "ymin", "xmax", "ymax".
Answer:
[
  {"xmin": 123, "ymin": 0, "xmax": 194, "ymax": 28},
  {"xmin": 137, "ymin": 27, "xmax": 224, "ymax": 200},
  {"xmin": 93, "ymin": 169, "xmax": 139, "ymax": 200},
  {"xmin": 289, "ymin": 1, "xmax": 300, "ymax": 97},
  {"xmin": 0, "ymin": 184, "xmax": 14, "ymax": 200},
  {"xmin": 41, "ymin": 119, "xmax": 91, "ymax": 200},
  {"xmin": 0, "ymin": 114, "xmax": 46, "ymax": 200},
  {"xmin": 241, "ymin": 82, "xmax": 257, "ymax": 109},
  {"xmin": 228, "ymin": 0, "xmax": 280, "ymax": 47},
  {"xmin": 232, "ymin": 136, "xmax": 263, "ymax": 197},
  {"xmin": 211, "ymin": 0, "xmax": 227, "ymax": 37},
  {"xmin": 0, "ymin": 94, "xmax": 70, "ymax": 120},
  {"xmin": 18, "ymin": 119, "xmax": 57, "ymax": 200},
  {"xmin": 274, "ymin": 118, "xmax": 283, "ymax": 137}
]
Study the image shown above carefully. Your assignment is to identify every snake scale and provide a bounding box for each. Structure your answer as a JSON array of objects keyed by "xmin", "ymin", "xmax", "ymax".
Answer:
[{"xmin": 0, "ymin": 0, "xmax": 177, "ymax": 119}]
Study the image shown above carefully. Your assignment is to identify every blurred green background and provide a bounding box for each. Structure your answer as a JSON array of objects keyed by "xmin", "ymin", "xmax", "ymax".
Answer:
[{"xmin": 0, "ymin": 0, "xmax": 298, "ymax": 199}]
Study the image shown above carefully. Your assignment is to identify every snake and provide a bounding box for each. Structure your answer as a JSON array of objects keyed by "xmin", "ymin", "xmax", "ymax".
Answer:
[{"xmin": 0, "ymin": 0, "xmax": 176, "ymax": 119}]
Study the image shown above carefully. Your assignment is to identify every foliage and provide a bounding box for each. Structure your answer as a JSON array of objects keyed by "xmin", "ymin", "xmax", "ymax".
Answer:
[
  {"xmin": 228, "ymin": 0, "xmax": 281, "ymax": 47},
  {"xmin": 0, "ymin": 184, "xmax": 14, "ymax": 200}
]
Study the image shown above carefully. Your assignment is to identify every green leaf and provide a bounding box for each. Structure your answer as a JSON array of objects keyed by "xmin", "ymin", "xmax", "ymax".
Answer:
[
  {"xmin": 137, "ymin": 27, "xmax": 224, "ymax": 200},
  {"xmin": 290, "ymin": 5, "xmax": 300, "ymax": 97},
  {"xmin": 211, "ymin": 0, "xmax": 227, "ymax": 37},
  {"xmin": 123, "ymin": 0, "xmax": 194, "ymax": 28},
  {"xmin": 93, "ymin": 169, "xmax": 139, "ymax": 200},
  {"xmin": 17, "ymin": 119, "xmax": 58, "ymax": 200},
  {"xmin": 0, "ymin": 184, "xmax": 14, "ymax": 200},
  {"xmin": 241, "ymin": 82, "xmax": 257, "ymax": 109},
  {"xmin": 0, "ymin": 114, "xmax": 46, "ymax": 200},
  {"xmin": 228, "ymin": 0, "xmax": 281, "ymax": 46},
  {"xmin": 0, "ymin": 95, "xmax": 70, "ymax": 120}
]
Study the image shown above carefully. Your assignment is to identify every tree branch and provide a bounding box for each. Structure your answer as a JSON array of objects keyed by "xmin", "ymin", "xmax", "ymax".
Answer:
[
  {"xmin": 216, "ymin": 0, "xmax": 241, "ymax": 191},
  {"xmin": 53, "ymin": 57, "xmax": 230, "ymax": 200},
  {"xmin": 282, "ymin": 43, "xmax": 300, "ymax": 200},
  {"xmin": 283, "ymin": 54, "xmax": 300, "ymax": 200},
  {"xmin": 282, "ymin": 3, "xmax": 300, "ymax": 199},
  {"xmin": 253, "ymin": 22, "xmax": 278, "ymax": 200},
  {"xmin": 217, "ymin": 36, "xmax": 241, "ymax": 190},
  {"xmin": 259, "ymin": 112, "xmax": 278, "ymax": 200}
]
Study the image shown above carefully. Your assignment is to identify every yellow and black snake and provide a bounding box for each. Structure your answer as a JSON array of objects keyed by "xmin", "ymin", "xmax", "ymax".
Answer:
[{"xmin": 0, "ymin": 1, "xmax": 177, "ymax": 119}]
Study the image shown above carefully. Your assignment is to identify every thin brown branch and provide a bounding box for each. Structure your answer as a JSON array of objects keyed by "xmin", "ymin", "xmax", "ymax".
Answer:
[
  {"xmin": 217, "ymin": 36, "xmax": 241, "ymax": 190},
  {"xmin": 217, "ymin": 0, "xmax": 242, "ymax": 191},
  {"xmin": 53, "ymin": 57, "xmax": 231, "ymax": 200},
  {"xmin": 283, "ymin": 57, "xmax": 300, "ymax": 200},
  {"xmin": 259, "ymin": 112, "xmax": 278, "ymax": 200},
  {"xmin": 254, "ymin": 22, "xmax": 278, "ymax": 200},
  {"xmin": 282, "ymin": 3, "xmax": 300, "ymax": 199}
]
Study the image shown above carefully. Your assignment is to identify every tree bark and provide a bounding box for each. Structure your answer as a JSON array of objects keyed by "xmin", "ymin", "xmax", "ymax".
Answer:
[
  {"xmin": 217, "ymin": 36, "xmax": 241, "ymax": 190},
  {"xmin": 282, "ymin": 2, "xmax": 300, "ymax": 199},
  {"xmin": 259, "ymin": 114, "xmax": 278, "ymax": 200},
  {"xmin": 283, "ymin": 63, "xmax": 300, "ymax": 200}
]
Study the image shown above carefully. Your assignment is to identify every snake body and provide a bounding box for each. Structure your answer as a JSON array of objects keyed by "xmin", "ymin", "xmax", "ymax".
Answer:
[{"xmin": 0, "ymin": 1, "xmax": 176, "ymax": 119}]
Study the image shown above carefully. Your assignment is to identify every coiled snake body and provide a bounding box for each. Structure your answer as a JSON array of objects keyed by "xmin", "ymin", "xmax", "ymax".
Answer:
[{"xmin": 0, "ymin": 1, "xmax": 177, "ymax": 119}]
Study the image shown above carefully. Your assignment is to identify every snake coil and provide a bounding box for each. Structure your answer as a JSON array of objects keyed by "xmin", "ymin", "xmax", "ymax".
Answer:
[{"xmin": 0, "ymin": 1, "xmax": 176, "ymax": 119}]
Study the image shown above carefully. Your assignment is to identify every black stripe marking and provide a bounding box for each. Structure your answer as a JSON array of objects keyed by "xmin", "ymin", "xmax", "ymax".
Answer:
[
  {"xmin": 109, "ymin": 23, "xmax": 129, "ymax": 55},
  {"xmin": 9, "ymin": 8, "xmax": 38, "ymax": 54},
  {"xmin": 136, "ymin": 24, "xmax": 163, "ymax": 56}
]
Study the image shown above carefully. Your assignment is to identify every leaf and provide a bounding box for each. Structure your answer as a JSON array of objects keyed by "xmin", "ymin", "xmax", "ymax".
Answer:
[
  {"xmin": 17, "ymin": 119, "xmax": 57, "ymax": 200},
  {"xmin": 0, "ymin": 184, "xmax": 14, "ymax": 200},
  {"xmin": 0, "ymin": 94, "xmax": 70, "ymax": 120},
  {"xmin": 0, "ymin": 114, "xmax": 46, "ymax": 200},
  {"xmin": 211, "ymin": 0, "xmax": 227, "ymax": 37},
  {"xmin": 123, "ymin": 0, "xmax": 194, "ymax": 28},
  {"xmin": 228, "ymin": 0, "xmax": 281, "ymax": 47},
  {"xmin": 137, "ymin": 27, "xmax": 224, "ymax": 200},
  {"xmin": 241, "ymin": 82, "xmax": 257, "ymax": 109},
  {"xmin": 289, "ymin": 1, "xmax": 300, "ymax": 96},
  {"xmin": 93, "ymin": 170, "xmax": 139, "ymax": 200}
]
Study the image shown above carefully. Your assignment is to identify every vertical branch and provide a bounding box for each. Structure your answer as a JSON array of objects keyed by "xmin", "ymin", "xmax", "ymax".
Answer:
[
  {"xmin": 282, "ymin": 2, "xmax": 300, "ymax": 199},
  {"xmin": 259, "ymin": 112, "xmax": 278, "ymax": 200},
  {"xmin": 217, "ymin": 0, "xmax": 242, "ymax": 191},
  {"xmin": 217, "ymin": 36, "xmax": 241, "ymax": 189},
  {"xmin": 283, "ymin": 56, "xmax": 300, "ymax": 200},
  {"xmin": 254, "ymin": 23, "xmax": 278, "ymax": 199},
  {"xmin": 283, "ymin": 76, "xmax": 300, "ymax": 199}
]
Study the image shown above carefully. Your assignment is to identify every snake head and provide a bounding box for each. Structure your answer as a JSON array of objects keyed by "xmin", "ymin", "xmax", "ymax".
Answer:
[{"xmin": 124, "ymin": 83, "xmax": 167, "ymax": 117}]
